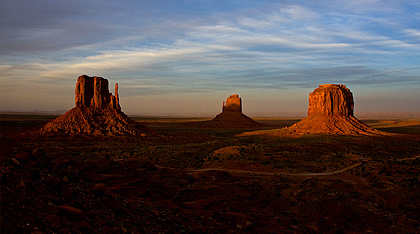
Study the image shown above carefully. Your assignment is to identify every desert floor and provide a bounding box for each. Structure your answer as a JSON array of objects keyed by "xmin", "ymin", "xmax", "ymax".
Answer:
[{"xmin": 1, "ymin": 114, "xmax": 420, "ymax": 233}]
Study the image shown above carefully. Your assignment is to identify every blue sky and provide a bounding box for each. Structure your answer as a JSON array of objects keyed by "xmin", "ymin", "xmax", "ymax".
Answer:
[{"xmin": 1, "ymin": 0, "xmax": 419, "ymax": 116}]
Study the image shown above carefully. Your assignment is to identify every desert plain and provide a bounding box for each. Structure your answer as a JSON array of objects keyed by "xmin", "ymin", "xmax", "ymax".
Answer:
[
  {"xmin": 1, "ymin": 112, "xmax": 420, "ymax": 233},
  {"xmin": 2, "ymin": 0, "xmax": 419, "ymax": 233}
]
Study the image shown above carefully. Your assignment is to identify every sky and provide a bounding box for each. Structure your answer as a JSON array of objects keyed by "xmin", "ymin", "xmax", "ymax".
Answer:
[{"xmin": 1, "ymin": 0, "xmax": 419, "ymax": 117}]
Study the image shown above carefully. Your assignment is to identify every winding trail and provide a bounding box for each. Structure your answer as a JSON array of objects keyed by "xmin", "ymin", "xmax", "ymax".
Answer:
[
  {"xmin": 396, "ymin": 155, "xmax": 420, "ymax": 161},
  {"xmin": 187, "ymin": 162, "xmax": 362, "ymax": 177},
  {"xmin": 155, "ymin": 155, "xmax": 420, "ymax": 178}
]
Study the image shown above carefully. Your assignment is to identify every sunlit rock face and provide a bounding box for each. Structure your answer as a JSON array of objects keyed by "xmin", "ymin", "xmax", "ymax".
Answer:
[
  {"xmin": 242, "ymin": 84, "xmax": 387, "ymax": 137},
  {"xmin": 75, "ymin": 75, "xmax": 120, "ymax": 110},
  {"xmin": 285, "ymin": 84, "xmax": 383, "ymax": 136},
  {"xmin": 222, "ymin": 94, "xmax": 242, "ymax": 112},
  {"xmin": 308, "ymin": 84, "xmax": 353, "ymax": 117},
  {"xmin": 42, "ymin": 75, "xmax": 148, "ymax": 136}
]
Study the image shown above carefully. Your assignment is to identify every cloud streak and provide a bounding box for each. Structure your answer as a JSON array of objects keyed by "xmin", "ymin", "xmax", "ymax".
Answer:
[{"xmin": 1, "ymin": 0, "xmax": 419, "ymax": 114}]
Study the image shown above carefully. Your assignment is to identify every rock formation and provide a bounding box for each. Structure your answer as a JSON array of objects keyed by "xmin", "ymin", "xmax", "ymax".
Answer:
[
  {"xmin": 193, "ymin": 94, "xmax": 261, "ymax": 129},
  {"xmin": 223, "ymin": 94, "xmax": 242, "ymax": 112},
  {"xmin": 242, "ymin": 84, "xmax": 385, "ymax": 137},
  {"xmin": 308, "ymin": 84, "xmax": 353, "ymax": 117},
  {"xmin": 75, "ymin": 75, "xmax": 120, "ymax": 110},
  {"xmin": 285, "ymin": 84, "xmax": 385, "ymax": 135},
  {"xmin": 42, "ymin": 75, "xmax": 149, "ymax": 136}
]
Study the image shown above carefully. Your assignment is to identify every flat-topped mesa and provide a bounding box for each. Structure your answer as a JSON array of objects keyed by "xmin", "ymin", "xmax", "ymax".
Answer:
[
  {"xmin": 241, "ymin": 84, "xmax": 387, "ymax": 137},
  {"xmin": 308, "ymin": 84, "xmax": 353, "ymax": 117},
  {"xmin": 222, "ymin": 94, "xmax": 242, "ymax": 112},
  {"xmin": 75, "ymin": 75, "xmax": 120, "ymax": 110}
]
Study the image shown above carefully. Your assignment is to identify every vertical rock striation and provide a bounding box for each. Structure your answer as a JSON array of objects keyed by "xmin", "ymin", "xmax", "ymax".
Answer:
[
  {"xmin": 75, "ymin": 75, "xmax": 120, "ymax": 110},
  {"xmin": 308, "ymin": 84, "xmax": 353, "ymax": 116}
]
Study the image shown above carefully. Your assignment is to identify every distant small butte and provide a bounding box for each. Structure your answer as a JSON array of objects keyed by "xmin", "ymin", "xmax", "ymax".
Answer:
[{"xmin": 186, "ymin": 94, "xmax": 262, "ymax": 129}]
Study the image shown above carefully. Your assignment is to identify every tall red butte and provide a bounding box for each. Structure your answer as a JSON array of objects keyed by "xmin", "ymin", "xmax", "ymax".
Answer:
[{"xmin": 42, "ymin": 75, "xmax": 148, "ymax": 136}]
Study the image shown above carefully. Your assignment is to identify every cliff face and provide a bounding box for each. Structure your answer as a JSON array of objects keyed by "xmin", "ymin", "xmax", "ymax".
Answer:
[
  {"xmin": 42, "ymin": 75, "xmax": 148, "ymax": 136},
  {"xmin": 222, "ymin": 94, "xmax": 242, "ymax": 112},
  {"xmin": 308, "ymin": 84, "xmax": 353, "ymax": 116},
  {"xmin": 75, "ymin": 75, "xmax": 120, "ymax": 109}
]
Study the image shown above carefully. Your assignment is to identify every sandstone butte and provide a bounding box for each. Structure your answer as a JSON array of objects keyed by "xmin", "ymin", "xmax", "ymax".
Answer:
[
  {"xmin": 199, "ymin": 94, "xmax": 261, "ymax": 129},
  {"xmin": 242, "ymin": 84, "xmax": 386, "ymax": 137},
  {"xmin": 42, "ymin": 75, "xmax": 149, "ymax": 136}
]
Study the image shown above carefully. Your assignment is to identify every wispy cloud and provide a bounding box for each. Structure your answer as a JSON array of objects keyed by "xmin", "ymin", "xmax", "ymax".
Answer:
[
  {"xmin": 350, "ymin": 67, "xmax": 420, "ymax": 85},
  {"xmin": 403, "ymin": 29, "xmax": 420, "ymax": 39},
  {"xmin": 1, "ymin": 0, "xmax": 419, "ymax": 113}
]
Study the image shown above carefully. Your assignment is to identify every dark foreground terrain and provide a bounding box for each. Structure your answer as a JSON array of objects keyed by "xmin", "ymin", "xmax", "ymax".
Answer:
[{"xmin": 1, "ymin": 114, "xmax": 420, "ymax": 233}]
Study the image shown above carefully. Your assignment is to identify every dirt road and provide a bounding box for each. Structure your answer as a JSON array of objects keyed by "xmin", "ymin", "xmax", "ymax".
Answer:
[
  {"xmin": 187, "ymin": 162, "xmax": 362, "ymax": 177},
  {"xmin": 157, "ymin": 155, "xmax": 419, "ymax": 177},
  {"xmin": 396, "ymin": 155, "xmax": 420, "ymax": 161}
]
